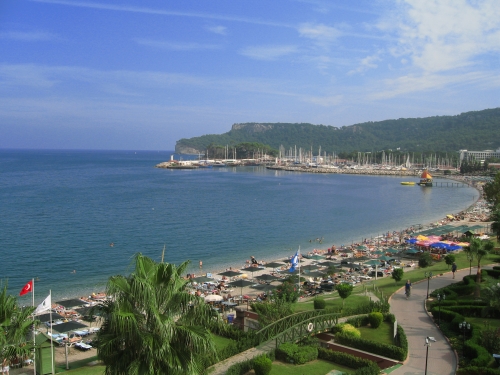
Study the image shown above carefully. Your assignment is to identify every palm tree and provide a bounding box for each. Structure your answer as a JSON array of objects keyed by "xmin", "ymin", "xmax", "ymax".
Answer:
[
  {"xmin": 0, "ymin": 283, "xmax": 36, "ymax": 367},
  {"xmin": 490, "ymin": 208, "xmax": 500, "ymax": 242},
  {"xmin": 462, "ymin": 244, "xmax": 475, "ymax": 275},
  {"xmin": 96, "ymin": 254, "xmax": 218, "ymax": 375}
]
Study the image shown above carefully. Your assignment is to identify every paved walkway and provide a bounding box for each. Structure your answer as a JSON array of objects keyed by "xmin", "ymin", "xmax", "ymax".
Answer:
[{"xmin": 389, "ymin": 266, "xmax": 480, "ymax": 375}]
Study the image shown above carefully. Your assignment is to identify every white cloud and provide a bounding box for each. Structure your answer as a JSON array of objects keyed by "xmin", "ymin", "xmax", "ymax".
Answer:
[
  {"xmin": 207, "ymin": 25, "xmax": 227, "ymax": 35},
  {"xmin": 133, "ymin": 38, "xmax": 222, "ymax": 51},
  {"xmin": 348, "ymin": 53, "xmax": 382, "ymax": 75},
  {"xmin": 239, "ymin": 45, "xmax": 299, "ymax": 61},
  {"xmin": 368, "ymin": 70, "xmax": 493, "ymax": 100},
  {"xmin": 298, "ymin": 23, "xmax": 342, "ymax": 47},
  {"xmin": 0, "ymin": 31, "xmax": 58, "ymax": 41},
  {"xmin": 388, "ymin": 0, "xmax": 500, "ymax": 73}
]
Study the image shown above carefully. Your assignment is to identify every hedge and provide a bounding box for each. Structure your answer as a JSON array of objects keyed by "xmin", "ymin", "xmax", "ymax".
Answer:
[
  {"xmin": 483, "ymin": 269, "xmax": 500, "ymax": 279},
  {"xmin": 335, "ymin": 331, "xmax": 406, "ymax": 361},
  {"xmin": 468, "ymin": 328, "xmax": 493, "ymax": 367},
  {"xmin": 276, "ymin": 343, "xmax": 318, "ymax": 365},
  {"xmin": 318, "ymin": 347, "xmax": 379, "ymax": 375},
  {"xmin": 457, "ymin": 367, "xmax": 500, "ymax": 375},
  {"xmin": 224, "ymin": 350, "xmax": 276, "ymax": 375}
]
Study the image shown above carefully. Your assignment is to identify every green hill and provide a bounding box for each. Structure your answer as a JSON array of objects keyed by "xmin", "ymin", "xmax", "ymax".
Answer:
[{"xmin": 175, "ymin": 107, "xmax": 500, "ymax": 155}]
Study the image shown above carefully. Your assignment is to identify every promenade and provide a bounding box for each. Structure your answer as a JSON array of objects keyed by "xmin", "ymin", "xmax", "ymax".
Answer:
[{"xmin": 389, "ymin": 266, "xmax": 481, "ymax": 375}]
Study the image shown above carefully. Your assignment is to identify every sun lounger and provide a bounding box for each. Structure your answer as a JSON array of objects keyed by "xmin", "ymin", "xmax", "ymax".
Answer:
[{"xmin": 75, "ymin": 342, "xmax": 93, "ymax": 351}]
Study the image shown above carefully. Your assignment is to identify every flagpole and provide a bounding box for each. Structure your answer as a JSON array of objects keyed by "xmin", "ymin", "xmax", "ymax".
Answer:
[
  {"xmin": 50, "ymin": 290, "xmax": 54, "ymax": 375},
  {"xmin": 32, "ymin": 278, "xmax": 36, "ymax": 375}
]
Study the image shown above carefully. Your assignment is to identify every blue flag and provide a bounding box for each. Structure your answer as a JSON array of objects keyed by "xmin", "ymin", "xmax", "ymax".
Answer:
[{"xmin": 289, "ymin": 250, "xmax": 299, "ymax": 273}]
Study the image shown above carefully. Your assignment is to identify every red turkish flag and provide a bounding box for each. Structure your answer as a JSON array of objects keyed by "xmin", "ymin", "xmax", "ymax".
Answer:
[{"xmin": 19, "ymin": 281, "xmax": 33, "ymax": 296}]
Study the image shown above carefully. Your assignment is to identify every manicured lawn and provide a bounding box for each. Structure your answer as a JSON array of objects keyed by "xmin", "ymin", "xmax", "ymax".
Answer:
[
  {"xmin": 466, "ymin": 317, "xmax": 500, "ymax": 330},
  {"xmin": 244, "ymin": 359, "xmax": 354, "ymax": 375},
  {"xmin": 358, "ymin": 322, "xmax": 394, "ymax": 346},
  {"xmin": 211, "ymin": 333, "xmax": 235, "ymax": 350}
]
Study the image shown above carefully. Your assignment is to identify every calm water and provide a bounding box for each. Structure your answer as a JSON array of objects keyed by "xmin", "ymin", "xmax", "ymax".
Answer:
[{"xmin": 0, "ymin": 149, "xmax": 478, "ymax": 302}]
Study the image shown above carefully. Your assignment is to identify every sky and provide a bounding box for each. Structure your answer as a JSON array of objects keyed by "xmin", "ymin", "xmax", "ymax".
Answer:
[{"xmin": 1, "ymin": 0, "xmax": 500, "ymax": 151}]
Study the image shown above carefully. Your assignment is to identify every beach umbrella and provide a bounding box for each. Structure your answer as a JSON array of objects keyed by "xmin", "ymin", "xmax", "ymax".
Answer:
[
  {"xmin": 255, "ymin": 274, "xmax": 279, "ymax": 282},
  {"xmin": 241, "ymin": 266, "xmax": 260, "ymax": 279},
  {"xmin": 228, "ymin": 279, "xmax": 255, "ymax": 296},
  {"xmin": 357, "ymin": 245, "xmax": 367, "ymax": 250},
  {"xmin": 218, "ymin": 270, "xmax": 242, "ymax": 278},
  {"xmin": 372, "ymin": 250, "xmax": 385, "ymax": 255},
  {"xmin": 251, "ymin": 283, "xmax": 278, "ymax": 293},
  {"xmin": 378, "ymin": 255, "xmax": 393, "ymax": 261},
  {"xmin": 301, "ymin": 264, "xmax": 319, "ymax": 272},
  {"xmin": 318, "ymin": 261, "xmax": 338, "ymax": 268},
  {"xmin": 405, "ymin": 249, "xmax": 419, "ymax": 254},
  {"xmin": 385, "ymin": 248, "xmax": 400, "ymax": 254},
  {"xmin": 406, "ymin": 238, "xmax": 418, "ymax": 244},
  {"xmin": 309, "ymin": 255, "xmax": 324, "ymax": 260},
  {"xmin": 204, "ymin": 295, "xmax": 223, "ymax": 303},
  {"xmin": 264, "ymin": 261, "xmax": 285, "ymax": 269},
  {"xmin": 363, "ymin": 259, "xmax": 381, "ymax": 280},
  {"xmin": 354, "ymin": 256, "xmax": 371, "ymax": 261}
]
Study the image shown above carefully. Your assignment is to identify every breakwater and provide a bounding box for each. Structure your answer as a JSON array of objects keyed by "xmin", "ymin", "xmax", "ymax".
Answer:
[{"xmin": 266, "ymin": 165, "xmax": 421, "ymax": 176}]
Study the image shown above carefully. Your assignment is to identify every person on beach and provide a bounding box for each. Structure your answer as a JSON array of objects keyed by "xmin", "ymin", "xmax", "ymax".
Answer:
[
  {"xmin": 199, "ymin": 260, "xmax": 203, "ymax": 269},
  {"xmin": 452, "ymin": 262, "xmax": 457, "ymax": 278},
  {"xmin": 405, "ymin": 280, "xmax": 412, "ymax": 299}
]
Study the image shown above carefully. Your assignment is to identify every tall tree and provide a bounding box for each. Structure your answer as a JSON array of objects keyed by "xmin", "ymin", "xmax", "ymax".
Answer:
[
  {"xmin": 484, "ymin": 172, "xmax": 500, "ymax": 208},
  {"xmin": 463, "ymin": 244, "xmax": 475, "ymax": 275},
  {"xmin": 0, "ymin": 283, "xmax": 36, "ymax": 367},
  {"xmin": 96, "ymin": 254, "xmax": 217, "ymax": 375},
  {"xmin": 490, "ymin": 208, "xmax": 500, "ymax": 242}
]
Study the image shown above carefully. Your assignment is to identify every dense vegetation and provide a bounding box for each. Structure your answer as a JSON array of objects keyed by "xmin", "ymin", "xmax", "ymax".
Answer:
[{"xmin": 176, "ymin": 107, "xmax": 500, "ymax": 155}]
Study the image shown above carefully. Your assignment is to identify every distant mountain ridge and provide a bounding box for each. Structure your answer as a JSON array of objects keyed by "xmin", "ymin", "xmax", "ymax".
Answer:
[{"xmin": 175, "ymin": 107, "xmax": 500, "ymax": 154}]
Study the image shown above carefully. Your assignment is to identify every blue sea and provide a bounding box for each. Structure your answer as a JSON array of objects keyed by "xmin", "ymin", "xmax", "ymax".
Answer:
[{"xmin": 0, "ymin": 149, "xmax": 479, "ymax": 302}]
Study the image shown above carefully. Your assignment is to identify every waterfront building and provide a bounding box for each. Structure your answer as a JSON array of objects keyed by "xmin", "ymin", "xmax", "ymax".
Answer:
[{"xmin": 459, "ymin": 147, "xmax": 500, "ymax": 163}]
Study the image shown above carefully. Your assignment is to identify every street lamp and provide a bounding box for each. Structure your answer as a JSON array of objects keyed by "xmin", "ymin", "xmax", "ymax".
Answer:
[
  {"xmin": 437, "ymin": 293, "xmax": 445, "ymax": 327},
  {"xmin": 424, "ymin": 336, "xmax": 436, "ymax": 375},
  {"xmin": 459, "ymin": 320, "xmax": 471, "ymax": 359},
  {"xmin": 424, "ymin": 271, "xmax": 433, "ymax": 299}
]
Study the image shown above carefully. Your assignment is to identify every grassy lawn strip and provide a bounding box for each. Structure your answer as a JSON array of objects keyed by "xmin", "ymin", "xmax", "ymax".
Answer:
[
  {"xmin": 358, "ymin": 322, "xmax": 394, "ymax": 346},
  {"xmin": 293, "ymin": 294, "xmax": 369, "ymax": 312},
  {"xmin": 211, "ymin": 333, "xmax": 235, "ymax": 350},
  {"xmin": 244, "ymin": 359, "xmax": 354, "ymax": 375}
]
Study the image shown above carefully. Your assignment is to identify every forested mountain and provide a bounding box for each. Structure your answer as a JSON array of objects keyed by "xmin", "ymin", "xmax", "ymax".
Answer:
[{"xmin": 175, "ymin": 107, "xmax": 500, "ymax": 155}]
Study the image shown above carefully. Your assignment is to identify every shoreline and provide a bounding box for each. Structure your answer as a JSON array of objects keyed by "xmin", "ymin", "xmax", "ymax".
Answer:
[
  {"xmin": 26, "ymin": 174, "xmax": 488, "ymax": 302},
  {"xmin": 188, "ymin": 178, "xmax": 489, "ymax": 282}
]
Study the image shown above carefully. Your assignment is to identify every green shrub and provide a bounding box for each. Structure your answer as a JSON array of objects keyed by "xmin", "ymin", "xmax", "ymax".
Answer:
[
  {"xmin": 368, "ymin": 312, "xmax": 383, "ymax": 328},
  {"xmin": 418, "ymin": 252, "xmax": 433, "ymax": 268},
  {"xmin": 314, "ymin": 297, "xmax": 326, "ymax": 309},
  {"xmin": 344, "ymin": 315, "xmax": 369, "ymax": 328},
  {"xmin": 318, "ymin": 347, "xmax": 379, "ymax": 374},
  {"xmin": 253, "ymin": 354, "xmax": 272, "ymax": 375},
  {"xmin": 276, "ymin": 343, "xmax": 317, "ymax": 365},
  {"xmin": 457, "ymin": 366, "xmax": 500, "ymax": 375},
  {"xmin": 336, "ymin": 323, "xmax": 361, "ymax": 338}
]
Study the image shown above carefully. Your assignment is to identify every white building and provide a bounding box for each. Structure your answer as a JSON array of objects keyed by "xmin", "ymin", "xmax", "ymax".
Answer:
[{"xmin": 459, "ymin": 147, "xmax": 500, "ymax": 163}]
